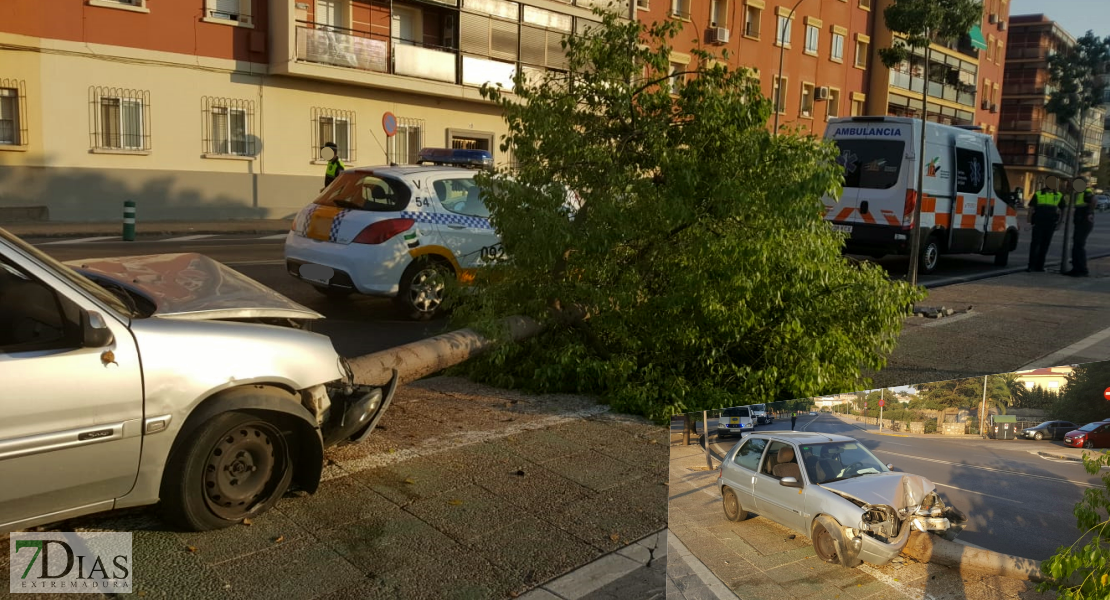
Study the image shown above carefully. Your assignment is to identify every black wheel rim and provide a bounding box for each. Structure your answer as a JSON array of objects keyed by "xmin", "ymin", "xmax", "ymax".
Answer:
[
  {"xmin": 814, "ymin": 526, "xmax": 838, "ymax": 563},
  {"xmin": 203, "ymin": 421, "xmax": 288, "ymax": 520},
  {"xmin": 723, "ymin": 489, "xmax": 739, "ymax": 519},
  {"xmin": 923, "ymin": 243, "xmax": 939, "ymax": 271}
]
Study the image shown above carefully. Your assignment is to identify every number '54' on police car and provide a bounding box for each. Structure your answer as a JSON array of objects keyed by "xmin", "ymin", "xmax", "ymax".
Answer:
[{"xmin": 284, "ymin": 148, "xmax": 504, "ymax": 321}]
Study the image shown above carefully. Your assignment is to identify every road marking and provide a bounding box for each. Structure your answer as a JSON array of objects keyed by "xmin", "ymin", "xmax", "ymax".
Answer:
[
  {"xmin": 874, "ymin": 450, "xmax": 1101, "ymax": 488},
  {"xmin": 932, "ymin": 482, "xmax": 1022, "ymax": 503},
  {"xmin": 37, "ymin": 236, "xmax": 119, "ymax": 245},
  {"xmin": 1020, "ymin": 324, "xmax": 1110, "ymax": 369},
  {"xmin": 259, "ymin": 233, "xmax": 289, "ymax": 240},
  {"xmin": 859, "ymin": 563, "xmax": 940, "ymax": 600},
  {"xmin": 156, "ymin": 234, "xmax": 217, "ymax": 242}
]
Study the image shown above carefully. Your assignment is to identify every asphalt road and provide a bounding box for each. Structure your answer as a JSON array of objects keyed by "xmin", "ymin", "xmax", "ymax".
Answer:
[{"xmin": 688, "ymin": 412, "xmax": 1103, "ymax": 561}]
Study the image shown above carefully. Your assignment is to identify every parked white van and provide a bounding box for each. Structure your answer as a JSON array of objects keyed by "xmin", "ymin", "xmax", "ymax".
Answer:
[
  {"xmin": 717, "ymin": 406, "xmax": 755, "ymax": 439},
  {"xmin": 822, "ymin": 117, "xmax": 1021, "ymax": 274}
]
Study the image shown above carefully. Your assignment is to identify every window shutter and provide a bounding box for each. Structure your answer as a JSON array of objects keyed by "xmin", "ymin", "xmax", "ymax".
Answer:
[
  {"xmin": 546, "ymin": 31, "xmax": 566, "ymax": 69},
  {"xmin": 460, "ymin": 12, "xmax": 491, "ymax": 54},
  {"xmin": 214, "ymin": 0, "xmax": 241, "ymax": 16},
  {"xmin": 520, "ymin": 24, "xmax": 546, "ymax": 65},
  {"xmin": 489, "ymin": 19, "xmax": 519, "ymax": 60}
]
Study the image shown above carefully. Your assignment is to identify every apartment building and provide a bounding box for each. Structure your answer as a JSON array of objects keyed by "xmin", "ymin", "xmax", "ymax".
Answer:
[
  {"xmin": 998, "ymin": 14, "xmax": 1106, "ymax": 197},
  {"xmin": 865, "ymin": 0, "xmax": 1004, "ymax": 134},
  {"xmin": 0, "ymin": 0, "xmax": 619, "ymax": 222},
  {"xmin": 637, "ymin": 0, "xmax": 874, "ymax": 137}
]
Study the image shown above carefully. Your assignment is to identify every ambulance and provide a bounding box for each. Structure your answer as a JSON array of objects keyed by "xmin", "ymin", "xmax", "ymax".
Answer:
[{"xmin": 822, "ymin": 117, "xmax": 1021, "ymax": 274}]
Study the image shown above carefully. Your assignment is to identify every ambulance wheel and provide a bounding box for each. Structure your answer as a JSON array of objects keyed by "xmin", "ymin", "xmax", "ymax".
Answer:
[{"xmin": 919, "ymin": 236, "xmax": 941, "ymax": 274}]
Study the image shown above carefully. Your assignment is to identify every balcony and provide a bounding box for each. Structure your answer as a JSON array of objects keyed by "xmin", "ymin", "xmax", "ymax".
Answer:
[{"xmin": 296, "ymin": 24, "xmax": 390, "ymax": 74}]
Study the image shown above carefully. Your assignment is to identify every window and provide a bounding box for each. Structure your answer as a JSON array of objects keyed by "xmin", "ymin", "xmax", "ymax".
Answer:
[
  {"xmin": 670, "ymin": 0, "xmax": 690, "ymax": 18},
  {"xmin": 805, "ymin": 24, "xmax": 819, "ymax": 54},
  {"xmin": 996, "ymin": 41, "xmax": 1004, "ymax": 64},
  {"xmin": 827, "ymin": 88, "xmax": 841, "ymax": 119},
  {"xmin": 312, "ymin": 107, "xmax": 356, "ymax": 162},
  {"xmin": 710, "ymin": 0, "xmax": 728, "ymax": 27},
  {"xmin": 772, "ymin": 76, "xmax": 787, "ymax": 114},
  {"xmin": 312, "ymin": 173, "xmax": 412, "ymax": 212},
  {"xmin": 800, "ymin": 82, "xmax": 815, "ymax": 118},
  {"xmin": 0, "ymin": 258, "xmax": 80, "ymax": 353},
  {"xmin": 205, "ymin": 0, "xmax": 253, "ymax": 25},
  {"xmin": 434, "ymin": 178, "xmax": 490, "ymax": 218},
  {"xmin": 956, "ymin": 148, "xmax": 987, "ymax": 193},
  {"xmin": 88, "ymin": 0, "xmax": 149, "ymax": 11},
  {"xmin": 744, "ymin": 4, "xmax": 761, "ymax": 38},
  {"xmin": 636, "ymin": 0, "xmax": 648, "ymax": 8},
  {"xmin": 987, "ymin": 35, "xmax": 995, "ymax": 61},
  {"xmin": 833, "ymin": 139, "xmax": 905, "ymax": 189},
  {"xmin": 855, "ymin": 34, "xmax": 870, "ymax": 69},
  {"xmin": 760, "ymin": 441, "xmax": 800, "ymax": 480},
  {"xmin": 89, "ymin": 87, "xmax": 150, "ymax": 151},
  {"xmin": 992, "ymin": 162, "xmax": 1012, "ymax": 202},
  {"xmin": 202, "ymin": 97, "xmax": 255, "ymax": 157},
  {"xmin": 733, "ymin": 437, "xmax": 767, "ymax": 472},
  {"xmin": 858, "ymin": 0, "xmax": 870, "ymax": 9},
  {"xmin": 831, "ymin": 28, "xmax": 845, "ymax": 62},
  {"xmin": 386, "ymin": 117, "xmax": 424, "ymax": 165},
  {"xmin": 776, "ymin": 13, "xmax": 792, "ymax": 46},
  {"xmin": 0, "ymin": 82, "xmax": 27, "ymax": 146}
]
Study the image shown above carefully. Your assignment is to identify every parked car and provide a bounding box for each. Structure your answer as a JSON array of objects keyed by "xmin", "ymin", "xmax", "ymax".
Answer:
[
  {"xmin": 1021, "ymin": 420, "xmax": 1078, "ymax": 441},
  {"xmin": 1064, "ymin": 422, "xmax": 1110, "ymax": 449},
  {"xmin": 717, "ymin": 407, "xmax": 754, "ymax": 438},
  {"xmin": 809, "ymin": 411, "xmax": 818, "ymax": 416},
  {"xmin": 0, "ymin": 228, "xmax": 398, "ymax": 533},
  {"xmin": 717, "ymin": 432, "xmax": 966, "ymax": 568},
  {"xmin": 1094, "ymin": 194, "xmax": 1110, "ymax": 212}
]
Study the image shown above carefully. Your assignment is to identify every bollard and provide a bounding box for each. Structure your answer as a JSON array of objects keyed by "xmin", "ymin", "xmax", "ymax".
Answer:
[{"xmin": 122, "ymin": 200, "xmax": 136, "ymax": 241}]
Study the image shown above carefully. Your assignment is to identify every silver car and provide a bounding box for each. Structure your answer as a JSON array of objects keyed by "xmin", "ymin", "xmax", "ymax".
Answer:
[
  {"xmin": 0, "ymin": 228, "xmax": 398, "ymax": 532},
  {"xmin": 716, "ymin": 432, "xmax": 966, "ymax": 567}
]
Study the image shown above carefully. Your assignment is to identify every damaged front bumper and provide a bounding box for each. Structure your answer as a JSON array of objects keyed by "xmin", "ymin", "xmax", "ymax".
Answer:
[
  {"xmin": 827, "ymin": 489, "xmax": 969, "ymax": 567},
  {"xmin": 317, "ymin": 368, "xmax": 400, "ymax": 447}
]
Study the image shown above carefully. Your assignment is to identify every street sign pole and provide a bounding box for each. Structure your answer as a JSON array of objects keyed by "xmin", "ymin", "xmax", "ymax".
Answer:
[
  {"xmin": 703, "ymin": 410, "xmax": 713, "ymax": 469},
  {"xmin": 879, "ymin": 389, "xmax": 884, "ymax": 434},
  {"xmin": 981, "ymin": 375, "xmax": 988, "ymax": 438}
]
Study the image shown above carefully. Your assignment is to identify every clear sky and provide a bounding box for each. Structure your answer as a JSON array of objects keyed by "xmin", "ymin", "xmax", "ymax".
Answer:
[{"xmin": 1010, "ymin": 0, "xmax": 1110, "ymax": 39}]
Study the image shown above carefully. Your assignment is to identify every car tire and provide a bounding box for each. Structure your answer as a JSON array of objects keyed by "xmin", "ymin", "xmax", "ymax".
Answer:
[
  {"xmin": 812, "ymin": 515, "xmax": 862, "ymax": 568},
  {"xmin": 1034, "ymin": 432, "xmax": 1043, "ymax": 441},
  {"xmin": 1085, "ymin": 440, "xmax": 1094, "ymax": 449},
  {"xmin": 394, "ymin": 258, "xmax": 451, "ymax": 321},
  {"xmin": 313, "ymin": 286, "xmax": 353, "ymax": 300},
  {"xmin": 919, "ymin": 235, "xmax": 941, "ymax": 275},
  {"xmin": 160, "ymin": 410, "xmax": 293, "ymax": 531},
  {"xmin": 722, "ymin": 488, "xmax": 748, "ymax": 522}
]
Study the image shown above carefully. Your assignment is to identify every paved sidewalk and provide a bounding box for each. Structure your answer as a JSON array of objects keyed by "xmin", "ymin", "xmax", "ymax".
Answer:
[
  {"xmin": 668, "ymin": 442, "xmax": 1051, "ymax": 600},
  {"xmin": 517, "ymin": 529, "xmax": 666, "ymax": 600},
  {"xmin": 3, "ymin": 219, "xmax": 292, "ymax": 238},
  {"xmin": 872, "ymin": 256, "xmax": 1110, "ymax": 388}
]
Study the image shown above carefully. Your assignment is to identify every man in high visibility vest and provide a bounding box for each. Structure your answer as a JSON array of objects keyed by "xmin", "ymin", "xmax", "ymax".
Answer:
[
  {"xmin": 1027, "ymin": 185, "xmax": 1061, "ymax": 272},
  {"xmin": 321, "ymin": 142, "xmax": 345, "ymax": 190},
  {"xmin": 1064, "ymin": 186, "xmax": 1096, "ymax": 277}
]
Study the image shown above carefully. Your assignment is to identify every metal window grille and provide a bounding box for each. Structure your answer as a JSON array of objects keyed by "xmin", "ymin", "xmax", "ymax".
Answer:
[
  {"xmin": 386, "ymin": 117, "xmax": 424, "ymax": 165},
  {"xmin": 312, "ymin": 107, "xmax": 356, "ymax": 162},
  {"xmin": 202, "ymin": 97, "xmax": 256, "ymax": 156},
  {"xmin": 89, "ymin": 87, "xmax": 151, "ymax": 151},
  {"xmin": 0, "ymin": 80, "xmax": 28, "ymax": 146}
]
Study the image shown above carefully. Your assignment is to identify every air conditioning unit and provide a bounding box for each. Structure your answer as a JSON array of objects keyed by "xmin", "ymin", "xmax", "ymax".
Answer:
[
  {"xmin": 990, "ymin": 103, "xmax": 998, "ymax": 113},
  {"xmin": 815, "ymin": 86, "xmax": 830, "ymax": 100},
  {"xmin": 999, "ymin": 20, "xmax": 1007, "ymax": 31},
  {"xmin": 708, "ymin": 27, "xmax": 730, "ymax": 44},
  {"xmin": 988, "ymin": 13, "xmax": 998, "ymax": 24}
]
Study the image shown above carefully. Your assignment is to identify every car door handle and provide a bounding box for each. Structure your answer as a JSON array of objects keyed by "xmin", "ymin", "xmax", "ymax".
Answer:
[{"xmin": 447, "ymin": 224, "xmax": 466, "ymax": 230}]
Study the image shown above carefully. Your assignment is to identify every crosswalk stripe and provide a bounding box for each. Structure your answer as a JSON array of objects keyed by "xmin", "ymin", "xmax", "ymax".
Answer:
[
  {"xmin": 156, "ymin": 234, "xmax": 218, "ymax": 242},
  {"xmin": 38, "ymin": 236, "xmax": 119, "ymax": 245}
]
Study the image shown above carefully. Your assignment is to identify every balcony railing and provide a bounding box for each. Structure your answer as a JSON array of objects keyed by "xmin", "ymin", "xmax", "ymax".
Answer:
[
  {"xmin": 296, "ymin": 23, "xmax": 389, "ymax": 73},
  {"xmin": 393, "ymin": 42, "xmax": 458, "ymax": 84}
]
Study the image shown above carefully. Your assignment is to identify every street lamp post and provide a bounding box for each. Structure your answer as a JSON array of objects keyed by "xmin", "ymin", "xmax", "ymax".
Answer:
[{"xmin": 772, "ymin": 0, "xmax": 807, "ymax": 136}]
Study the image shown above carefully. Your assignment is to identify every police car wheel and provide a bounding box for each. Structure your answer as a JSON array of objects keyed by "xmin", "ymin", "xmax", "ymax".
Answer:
[{"xmin": 396, "ymin": 258, "xmax": 450, "ymax": 321}]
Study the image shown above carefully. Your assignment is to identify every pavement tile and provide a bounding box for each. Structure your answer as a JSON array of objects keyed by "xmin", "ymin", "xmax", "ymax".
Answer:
[
  {"xmin": 324, "ymin": 509, "xmax": 461, "ymax": 574},
  {"xmin": 747, "ymin": 544, "xmax": 818, "ymax": 571},
  {"xmin": 354, "ymin": 453, "xmax": 475, "ymax": 506},
  {"xmin": 551, "ymin": 491, "xmax": 666, "ymax": 553},
  {"xmin": 129, "ymin": 529, "xmax": 233, "ymax": 600},
  {"xmin": 436, "ymin": 438, "xmax": 538, "ymax": 481},
  {"xmin": 275, "ymin": 476, "xmax": 396, "ymax": 532},
  {"xmin": 468, "ymin": 515, "xmax": 600, "ymax": 586},
  {"xmin": 501, "ymin": 428, "xmax": 586, "ymax": 462},
  {"xmin": 576, "ymin": 559, "xmax": 666, "ymax": 600},
  {"xmin": 836, "ymin": 576, "xmax": 896, "ymax": 600},
  {"xmin": 211, "ymin": 537, "xmax": 363, "ymax": 600},
  {"xmin": 722, "ymin": 574, "xmax": 794, "ymax": 600},
  {"xmin": 172, "ymin": 509, "xmax": 313, "ymax": 566},
  {"xmin": 764, "ymin": 558, "xmax": 843, "ymax": 597},
  {"xmin": 475, "ymin": 460, "xmax": 594, "ymax": 514},
  {"xmin": 404, "ymin": 483, "xmax": 531, "ymax": 545}
]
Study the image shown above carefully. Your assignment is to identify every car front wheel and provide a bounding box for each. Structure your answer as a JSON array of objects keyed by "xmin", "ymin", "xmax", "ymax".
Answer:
[
  {"xmin": 1034, "ymin": 432, "xmax": 1043, "ymax": 441},
  {"xmin": 1085, "ymin": 440, "xmax": 1094, "ymax": 449},
  {"xmin": 722, "ymin": 488, "xmax": 748, "ymax": 522},
  {"xmin": 160, "ymin": 411, "xmax": 293, "ymax": 531},
  {"xmin": 812, "ymin": 515, "xmax": 862, "ymax": 568}
]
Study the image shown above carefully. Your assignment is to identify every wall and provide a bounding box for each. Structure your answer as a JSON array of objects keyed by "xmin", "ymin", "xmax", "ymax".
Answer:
[{"xmin": 974, "ymin": 0, "xmax": 1009, "ymax": 137}]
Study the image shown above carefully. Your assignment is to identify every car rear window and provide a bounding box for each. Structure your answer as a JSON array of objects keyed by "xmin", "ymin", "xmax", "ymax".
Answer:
[
  {"xmin": 833, "ymin": 140, "xmax": 905, "ymax": 190},
  {"xmin": 313, "ymin": 172, "xmax": 411, "ymax": 212},
  {"xmin": 723, "ymin": 407, "xmax": 750, "ymax": 417}
]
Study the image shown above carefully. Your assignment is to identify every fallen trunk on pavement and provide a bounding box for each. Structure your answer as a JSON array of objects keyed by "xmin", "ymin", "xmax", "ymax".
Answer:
[
  {"xmin": 902, "ymin": 531, "xmax": 1046, "ymax": 582},
  {"xmin": 346, "ymin": 315, "xmax": 543, "ymax": 387}
]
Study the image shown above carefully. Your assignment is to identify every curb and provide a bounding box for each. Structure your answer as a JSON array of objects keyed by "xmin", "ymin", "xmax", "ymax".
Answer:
[
  {"xmin": 518, "ymin": 528, "xmax": 666, "ymax": 599},
  {"xmin": 923, "ymin": 250, "xmax": 1110, "ymax": 289},
  {"xmin": 902, "ymin": 531, "xmax": 1046, "ymax": 582},
  {"xmin": 1037, "ymin": 451, "xmax": 1083, "ymax": 463},
  {"xmin": 668, "ymin": 532, "xmax": 742, "ymax": 600}
]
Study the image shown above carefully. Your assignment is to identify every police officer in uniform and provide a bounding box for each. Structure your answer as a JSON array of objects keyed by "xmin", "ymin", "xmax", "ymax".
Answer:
[
  {"xmin": 321, "ymin": 142, "xmax": 345, "ymax": 190},
  {"xmin": 1065, "ymin": 185, "xmax": 1096, "ymax": 277},
  {"xmin": 791, "ymin": 411, "xmax": 797, "ymax": 431},
  {"xmin": 1027, "ymin": 185, "xmax": 1061, "ymax": 272}
]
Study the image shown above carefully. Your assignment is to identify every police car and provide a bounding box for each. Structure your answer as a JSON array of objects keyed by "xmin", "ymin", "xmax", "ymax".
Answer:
[{"xmin": 284, "ymin": 148, "xmax": 502, "ymax": 320}]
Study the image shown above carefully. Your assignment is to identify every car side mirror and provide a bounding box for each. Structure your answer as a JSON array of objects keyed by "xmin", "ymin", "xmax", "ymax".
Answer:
[
  {"xmin": 887, "ymin": 463, "xmax": 894, "ymax": 470},
  {"xmin": 82, "ymin": 310, "xmax": 115, "ymax": 348},
  {"xmin": 780, "ymin": 476, "xmax": 802, "ymax": 488}
]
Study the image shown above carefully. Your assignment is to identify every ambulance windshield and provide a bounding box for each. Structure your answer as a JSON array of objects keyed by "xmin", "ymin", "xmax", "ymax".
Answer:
[{"xmin": 833, "ymin": 140, "xmax": 904, "ymax": 190}]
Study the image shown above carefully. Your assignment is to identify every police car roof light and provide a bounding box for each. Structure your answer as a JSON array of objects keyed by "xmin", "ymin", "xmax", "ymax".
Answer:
[{"xmin": 415, "ymin": 147, "xmax": 494, "ymax": 169}]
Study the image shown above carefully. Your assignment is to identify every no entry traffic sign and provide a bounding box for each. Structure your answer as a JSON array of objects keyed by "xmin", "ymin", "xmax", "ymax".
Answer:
[{"xmin": 1104, "ymin": 387, "xmax": 1110, "ymax": 401}]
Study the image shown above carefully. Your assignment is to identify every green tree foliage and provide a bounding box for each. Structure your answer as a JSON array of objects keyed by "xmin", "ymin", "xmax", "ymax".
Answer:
[
  {"xmin": 1053, "ymin": 363, "xmax": 1110, "ymax": 425},
  {"xmin": 1046, "ymin": 32, "xmax": 1110, "ymax": 130},
  {"xmin": 877, "ymin": 0, "xmax": 983, "ymax": 69},
  {"xmin": 1011, "ymin": 383, "xmax": 1061, "ymax": 411},
  {"xmin": 915, "ymin": 375, "xmax": 1011, "ymax": 413},
  {"xmin": 1038, "ymin": 451, "xmax": 1110, "ymax": 599},
  {"xmin": 452, "ymin": 11, "xmax": 924, "ymax": 422}
]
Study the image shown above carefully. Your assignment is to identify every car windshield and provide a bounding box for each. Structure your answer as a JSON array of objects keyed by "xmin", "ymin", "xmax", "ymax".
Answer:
[
  {"xmin": 751, "ymin": 404, "xmax": 766, "ymax": 412},
  {"xmin": 314, "ymin": 172, "xmax": 412, "ymax": 212},
  {"xmin": 0, "ymin": 228, "xmax": 132, "ymax": 316},
  {"xmin": 722, "ymin": 407, "xmax": 750, "ymax": 417},
  {"xmin": 799, "ymin": 441, "xmax": 889, "ymax": 484},
  {"xmin": 1078, "ymin": 422, "xmax": 1103, "ymax": 432},
  {"xmin": 833, "ymin": 140, "xmax": 905, "ymax": 190}
]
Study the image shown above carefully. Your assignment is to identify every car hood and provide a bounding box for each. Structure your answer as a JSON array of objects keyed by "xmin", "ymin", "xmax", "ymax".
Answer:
[
  {"xmin": 821, "ymin": 472, "xmax": 934, "ymax": 512},
  {"xmin": 1065, "ymin": 430, "xmax": 1086, "ymax": 438},
  {"xmin": 64, "ymin": 253, "xmax": 324, "ymax": 321}
]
